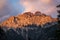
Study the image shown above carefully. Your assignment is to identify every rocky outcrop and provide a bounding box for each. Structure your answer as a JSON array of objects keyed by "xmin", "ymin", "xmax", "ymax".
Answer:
[{"xmin": 0, "ymin": 11, "xmax": 58, "ymax": 28}]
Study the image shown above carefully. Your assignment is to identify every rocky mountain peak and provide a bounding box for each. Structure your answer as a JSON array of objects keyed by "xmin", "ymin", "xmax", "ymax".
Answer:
[
  {"xmin": 0, "ymin": 11, "xmax": 58, "ymax": 28},
  {"xmin": 35, "ymin": 11, "xmax": 41, "ymax": 16}
]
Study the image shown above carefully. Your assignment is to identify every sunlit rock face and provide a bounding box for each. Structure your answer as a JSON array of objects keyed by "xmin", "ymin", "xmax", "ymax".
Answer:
[{"xmin": 0, "ymin": 11, "xmax": 58, "ymax": 28}]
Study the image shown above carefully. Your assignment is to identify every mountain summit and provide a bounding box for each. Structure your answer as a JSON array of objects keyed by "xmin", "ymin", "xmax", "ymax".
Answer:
[
  {"xmin": 0, "ymin": 11, "xmax": 59, "ymax": 40},
  {"xmin": 0, "ymin": 11, "xmax": 58, "ymax": 28}
]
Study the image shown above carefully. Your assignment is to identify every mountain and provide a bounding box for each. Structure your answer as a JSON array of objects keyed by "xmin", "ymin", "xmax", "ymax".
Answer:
[
  {"xmin": 0, "ymin": 11, "xmax": 58, "ymax": 28},
  {"xmin": 0, "ymin": 11, "xmax": 60, "ymax": 40}
]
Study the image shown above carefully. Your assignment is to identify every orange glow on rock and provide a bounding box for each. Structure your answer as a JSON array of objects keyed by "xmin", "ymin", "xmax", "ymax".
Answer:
[{"xmin": 0, "ymin": 11, "xmax": 58, "ymax": 28}]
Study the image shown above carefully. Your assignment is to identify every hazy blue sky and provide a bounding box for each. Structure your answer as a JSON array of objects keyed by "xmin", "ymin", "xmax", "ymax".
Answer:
[{"xmin": 0, "ymin": 0, "xmax": 60, "ymax": 22}]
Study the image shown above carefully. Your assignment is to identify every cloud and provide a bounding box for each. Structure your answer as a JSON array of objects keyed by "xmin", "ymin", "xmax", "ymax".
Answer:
[
  {"xmin": 0, "ymin": 0, "xmax": 7, "ymax": 10},
  {"xmin": 0, "ymin": 0, "xmax": 19, "ymax": 22},
  {"xmin": 40, "ymin": 0, "xmax": 51, "ymax": 4},
  {"xmin": 0, "ymin": 0, "xmax": 8, "ymax": 17},
  {"xmin": 0, "ymin": 15, "xmax": 10, "ymax": 23},
  {"xmin": 43, "ymin": 7, "xmax": 56, "ymax": 14},
  {"xmin": 20, "ymin": 0, "xmax": 52, "ymax": 12},
  {"xmin": 20, "ymin": 0, "xmax": 59, "ymax": 18}
]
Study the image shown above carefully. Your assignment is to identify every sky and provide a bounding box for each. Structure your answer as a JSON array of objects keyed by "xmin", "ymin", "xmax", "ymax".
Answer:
[{"xmin": 0, "ymin": 0, "xmax": 60, "ymax": 22}]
